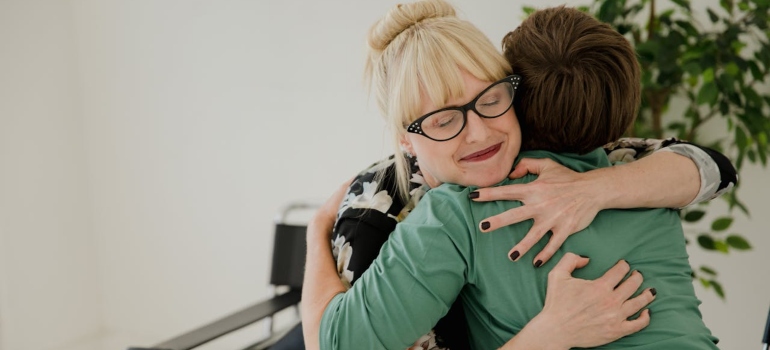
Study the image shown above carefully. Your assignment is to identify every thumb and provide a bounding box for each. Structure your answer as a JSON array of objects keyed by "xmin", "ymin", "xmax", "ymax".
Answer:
[
  {"xmin": 550, "ymin": 253, "xmax": 590, "ymax": 277},
  {"xmin": 509, "ymin": 158, "xmax": 551, "ymax": 179}
]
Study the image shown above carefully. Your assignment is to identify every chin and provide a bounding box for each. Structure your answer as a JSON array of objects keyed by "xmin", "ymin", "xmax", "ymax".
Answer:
[{"xmin": 460, "ymin": 171, "xmax": 508, "ymax": 188}]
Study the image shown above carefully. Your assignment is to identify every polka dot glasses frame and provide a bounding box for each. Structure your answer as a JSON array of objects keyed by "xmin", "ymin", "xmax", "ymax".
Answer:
[{"xmin": 406, "ymin": 75, "xmax": 521, "ymax": 141}]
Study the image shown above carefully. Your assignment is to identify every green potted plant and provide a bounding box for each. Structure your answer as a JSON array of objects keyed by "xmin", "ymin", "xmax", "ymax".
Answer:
[{"xmin": 525, "ymin": 0, "xmax": 770, "ymax": 298}]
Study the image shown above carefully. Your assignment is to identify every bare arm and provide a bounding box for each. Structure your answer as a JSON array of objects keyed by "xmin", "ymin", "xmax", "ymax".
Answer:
[
  {"xmin": 599, "ymin": 148, "xmax": 699, "ymax": 208},
  {"xmin": 300, "ymin": 182, "xmax": 349, "ymax": 350}
]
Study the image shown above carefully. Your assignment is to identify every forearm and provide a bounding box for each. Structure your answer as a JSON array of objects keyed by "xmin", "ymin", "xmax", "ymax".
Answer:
[
  {"xmin": 301, "ymin": 219, "xmax": 346, "ymax": 350},
  {"xmin": 592, "ymin": 150, "xmax": 700, "ymax": 209}
]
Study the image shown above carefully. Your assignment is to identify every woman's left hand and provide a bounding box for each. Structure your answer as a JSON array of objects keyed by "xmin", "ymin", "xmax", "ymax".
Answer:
[{"xmin": 470, "ymin": 158, "xmax": 602, "ymax": 266}]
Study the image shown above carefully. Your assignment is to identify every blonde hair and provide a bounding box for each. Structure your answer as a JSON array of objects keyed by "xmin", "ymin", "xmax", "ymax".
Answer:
[{"xmin": 365, "ymin": 0, "xmax": 511, "ymax": 200}]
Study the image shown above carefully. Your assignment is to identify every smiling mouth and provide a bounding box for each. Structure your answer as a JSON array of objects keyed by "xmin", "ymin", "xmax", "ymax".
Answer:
[{"xmin": 461, "ymin": 143, "xmax": 502, "ymax": 162}]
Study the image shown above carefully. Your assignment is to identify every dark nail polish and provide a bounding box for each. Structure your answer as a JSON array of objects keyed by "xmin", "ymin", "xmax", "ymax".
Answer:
[
  {"xmin": 579, "ymin": 254, "xmax": 589, "ymax": 259},
  {"xmin": 650, "ymin": 288, "xmax": 657, "ymax": 296},
  {"xmin": 509, "ymin": 250, "xmax": 520, "ymax": 261},
  {"xmin": 647, "ymin": 309, "xmax": 652, "ymax": 317},
  {"xmin": 481, "ymin": 221, "xmax": 490, "ymax": 230},
  {"xmin": 534, "ymin": 259, "xmax": 543, "ymax": 268},
  {"xmin": 469, "ymin": 191, "xmax": 479, "ymax": 199}
]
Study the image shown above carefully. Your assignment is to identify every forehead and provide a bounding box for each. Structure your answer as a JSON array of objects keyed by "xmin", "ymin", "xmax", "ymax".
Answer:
[{"xmin": 419, "ymin": 70, "xmax": 493, "ymax": 112}]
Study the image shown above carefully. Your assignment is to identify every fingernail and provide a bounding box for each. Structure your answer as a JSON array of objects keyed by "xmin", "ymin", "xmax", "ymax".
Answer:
[
  {"xmin": 534, "ymin": 259, "xmax": 543, "ymax": 268},
  {"xmin": 468, "ymin": 191, "xmax": 479, "ymax": 199},
  {"xmin": 647, "ymin": 309, "xmax": 652, "ymax": 317},
  {"xmin": 481, "ymin": 221, "xmax": 490, "ymax": 230},
  {"xmin": 579, "ymin": 254, "xmax": 589, "ymax": 259},
  {"xmin": 650, "ymin": 288, "xmax": 657, "ymax": 296},
  {"xmin": 509, "ymin": 250, "xmax": 520, "ymax": 261}
]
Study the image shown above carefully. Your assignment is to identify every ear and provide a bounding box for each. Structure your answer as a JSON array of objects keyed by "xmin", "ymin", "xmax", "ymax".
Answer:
[{"xmin": 399, "ymin": 134, "xmax": 415, "ymax": 157}]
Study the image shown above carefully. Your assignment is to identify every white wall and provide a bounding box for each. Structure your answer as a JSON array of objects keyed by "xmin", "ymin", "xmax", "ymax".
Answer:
[
  {"xmin": 0, "ymin": 1, "xmax": 102, "ymax": 350},
  {"xmin": 0, "ymin": 0, "xmax": 767, "ymax": 349}
]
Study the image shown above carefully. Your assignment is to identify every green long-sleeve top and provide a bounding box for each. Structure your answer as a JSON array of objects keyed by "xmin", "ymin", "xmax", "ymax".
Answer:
[{"xmin": 320, "ymin": 149, "xmax": 719, "ymax": 349}]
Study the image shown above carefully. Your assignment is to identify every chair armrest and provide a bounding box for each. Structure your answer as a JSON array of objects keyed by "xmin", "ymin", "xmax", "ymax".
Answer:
[{"xmin": 127, "ymin": 289, "xmax": 302, "ymax": 350}]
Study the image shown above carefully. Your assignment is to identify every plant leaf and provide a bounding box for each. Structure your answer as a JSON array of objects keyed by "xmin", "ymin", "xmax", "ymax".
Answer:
[
  {"xmin": 715, "ymin": 240, "xmax": 730, "ymax": 253},
  {"xmin": 697, "ymin": 82, "xmax": 718, "ymax": 106},
  {"xmin": 720, "ymin": 0, "xmax": 734, "ymax": 14},
  {"xmin": 671, "ymin": 0, "xmax": 691, "ymax": 10},
  {"xmin": 736, "ymin": 127, "xmax": 749, "ymax": 150},
  {"xmin": 697, "ymin": 234, "xmax": 716, "ymax": 250},
  {"xmin": 711, "ymin": 217, "xmax": 734, "ymax": 231},
  {"xmin": 523, "ymin": 6, "xmax": 536, "ymax": 16},
  {"xmin": 710, "ymin": 280, "xmax": 725, "ymax": 299},
  {"xmin": 726, "ymin": 235, "xmax": 752, "ymax": 250},
  {"xmin": 700, "ymin": 265, "xmax": 718, "ymax": 275},
  {"xmin": 684, "ymin": 210, "xmax": 706, "ymax": 222},
  {"xmin": 707, "ymin": 8, "xmax": 720, "ymax": 23}
]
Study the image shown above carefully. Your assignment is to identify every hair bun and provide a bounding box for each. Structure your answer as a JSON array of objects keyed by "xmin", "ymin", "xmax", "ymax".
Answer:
[{"xmin": 367, "ymin": 0, "xmax": 456, "ymax": 51}]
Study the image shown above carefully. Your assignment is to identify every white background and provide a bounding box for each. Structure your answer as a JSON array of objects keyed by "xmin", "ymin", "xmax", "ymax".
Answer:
[{"xmin": 0, "ymin": 0, "xmax": 767, "ymax": 349}]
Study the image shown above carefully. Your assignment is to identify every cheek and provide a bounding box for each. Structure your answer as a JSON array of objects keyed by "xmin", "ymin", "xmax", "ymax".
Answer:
[
  {"xmin": 501, "ymin": 113, "xmax": 521, "ymax": 140},
  {"xmin": 412, "ymin": 141, "xmax": 461, "ymax": 180}
]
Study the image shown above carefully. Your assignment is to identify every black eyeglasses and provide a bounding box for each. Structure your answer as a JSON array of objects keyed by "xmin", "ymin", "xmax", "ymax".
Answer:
[{"xmin": 406, "ymin": 74, "xmax": 521, "ymax": 141}]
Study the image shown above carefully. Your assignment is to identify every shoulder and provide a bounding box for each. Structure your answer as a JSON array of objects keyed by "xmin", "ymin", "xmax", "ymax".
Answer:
[
  {"xmin": 336, "ymin": 156, "xmax": 400, "ymax": 221},
  {"xmin": 399, "ymin": 184, "xmax": 475, "ymax": 232},
  {"xmin": 517, "ymin": 148, "xmax": 611, "ymax": 172}
]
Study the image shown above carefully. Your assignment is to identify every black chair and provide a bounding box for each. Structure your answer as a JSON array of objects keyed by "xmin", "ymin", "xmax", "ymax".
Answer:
[
  {"xmin": 763, "ymin": 304, "xmax": 770, "ymax": 350},
  {"xmin": 128, "ymin": 202, "xmax": 316, "ymax": 350}
]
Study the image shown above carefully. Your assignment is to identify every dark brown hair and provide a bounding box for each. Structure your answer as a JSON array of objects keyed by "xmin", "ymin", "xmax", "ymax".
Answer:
[{"xmin": 503, "ymin": 6, "xmax": 640, "ymax": 154}]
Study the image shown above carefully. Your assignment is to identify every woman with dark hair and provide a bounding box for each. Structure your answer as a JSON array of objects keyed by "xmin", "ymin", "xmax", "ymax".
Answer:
[{"xmin": 295, "ymin": 1, "xmax": 730, "ymax": 349}]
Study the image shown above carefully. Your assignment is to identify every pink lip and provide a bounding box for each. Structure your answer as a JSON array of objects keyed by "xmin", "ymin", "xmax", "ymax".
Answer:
[{"xmin": 460, "ymin": 143, "xmax": 502, "ymax": 162}]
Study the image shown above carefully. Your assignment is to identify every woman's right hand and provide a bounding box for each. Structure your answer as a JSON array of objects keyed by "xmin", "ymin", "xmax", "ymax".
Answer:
[
  {"xmin": 307, "ymin": 178, "xmax": 353, "ymax": 244},
  {"xmin": 501, "ymin": 253, "xmax": 655, "ymax": 350}
]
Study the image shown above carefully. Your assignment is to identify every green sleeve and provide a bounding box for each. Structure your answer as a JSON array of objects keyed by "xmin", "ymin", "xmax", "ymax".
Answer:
[{"xmin": 319, "ymin": 186, "xmax": 475, "ymax": 349}]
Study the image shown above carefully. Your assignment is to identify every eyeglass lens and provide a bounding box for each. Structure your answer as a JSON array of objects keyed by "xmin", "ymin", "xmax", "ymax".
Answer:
[{"xmin": 420, "ymin": 81, "xmax": 514, "ymax": 141}]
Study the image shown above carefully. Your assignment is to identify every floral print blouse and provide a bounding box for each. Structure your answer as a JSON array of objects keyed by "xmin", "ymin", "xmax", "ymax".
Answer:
[{"xmin": 330, "ymin": 138, "xmax": 737, "ymax": 350}]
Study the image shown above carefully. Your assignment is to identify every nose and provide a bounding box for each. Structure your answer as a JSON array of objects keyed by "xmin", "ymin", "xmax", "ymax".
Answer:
[{"xmin": 462, "ymin": 110, "xmax": 492, "ymax": 143}]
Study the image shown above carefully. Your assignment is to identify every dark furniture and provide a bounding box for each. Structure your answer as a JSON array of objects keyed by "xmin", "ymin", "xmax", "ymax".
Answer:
[{"xmin": 128, "ymin": 203, "xmax": 315, "ymax": 350}]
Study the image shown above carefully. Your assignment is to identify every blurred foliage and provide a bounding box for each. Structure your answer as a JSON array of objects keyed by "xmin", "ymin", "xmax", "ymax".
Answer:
[{"xmin": 524, "ymin": 0, "xmax": 770, "ymax": 299}]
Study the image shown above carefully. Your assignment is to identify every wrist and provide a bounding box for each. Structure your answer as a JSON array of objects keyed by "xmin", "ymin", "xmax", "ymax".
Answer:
[
  {"xmin": 307, "ymin": 213, "xmax": 335, "ymax": 243},
  {"xmin": 579, "ymin": 169, "xmax": 615, "ymax": 211},
  {"xmin": 504, "ymin": 313, "xmax": 569, "ymax": 350}
]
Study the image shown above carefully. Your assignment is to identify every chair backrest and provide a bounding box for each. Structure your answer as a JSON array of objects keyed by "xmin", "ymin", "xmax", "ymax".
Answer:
[
  {"xmin": 269, "ymin": 202, "xmax": 318, "ymax": 289},
  {"xmin": 269, "ymin": 223, "xmax": 307, "ymax": 289},
  {"xmin": 762, "ymin": 304, "xmax": 770, "ymax": 350}
]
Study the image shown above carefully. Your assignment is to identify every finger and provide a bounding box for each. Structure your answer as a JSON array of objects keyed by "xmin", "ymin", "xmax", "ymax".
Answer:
[
  {"xmin": 508, "ymin": 158, "xmax": 554, "ymax": 179},
  {"xmin": 549, "ymin": 252, "xmax": 590, "ymax": 277},
  {"xmin": 479, "ymin": 206, "xmax": 536, "ymax": 233},
  {"xmin": 506, "ymin": 224, "xmax": 549, "ymax": 261},
  {"xmin": 470, "ymin": 183, "xmax": 530, "ymax": 202},
  {"xmin": 531, "ymin": 229, "xmax": 569, "ymax": 266},
  {"xmin": 621, "ymin": 287, "xmax": 656, "ymax": 317},
  {"xmin": 595, "ymin": 259, "xmax": 631, "ymax": 289},
  {"xmin": 619, "ymin": 309, "xmax": 651, "ymax": 336},
  {"xmin": 613, "ymin": 270, "xmax": 644, "ymax": 299},
  {"xmin": 509, "ymin": 158, "xmax": 549, "ymax": 178}
]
